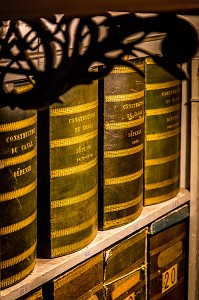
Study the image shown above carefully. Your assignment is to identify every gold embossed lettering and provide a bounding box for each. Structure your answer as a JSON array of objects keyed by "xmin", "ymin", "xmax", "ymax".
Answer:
[
  {"xmin": 6, "ymin": 128, "xmax": 36, "ymax": 143},
  {"xmin": 21, "ymin": 140, "xmax": 33, "ymax": 151},
  {"xmin": 13, "ymin": 165, "xmax": 32, "ymax": 177},
  {"xmin": 127, "ymin": 129, "xmax": 142, "ymax": 138}
]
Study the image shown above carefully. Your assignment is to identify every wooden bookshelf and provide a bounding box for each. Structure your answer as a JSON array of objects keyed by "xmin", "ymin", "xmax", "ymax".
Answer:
[{"xmin": 0, "ymin": 188, "xmax": 189, "ymax": 300}]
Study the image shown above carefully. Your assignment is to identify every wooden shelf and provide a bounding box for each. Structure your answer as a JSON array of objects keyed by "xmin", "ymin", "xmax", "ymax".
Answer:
[
  {"xmin": 0, "ymin": 0, "xmax": 199, "ymax": 20},
  {"xmin": 0, "ymin": 187, "xmax": 190, "ymax": 300}
]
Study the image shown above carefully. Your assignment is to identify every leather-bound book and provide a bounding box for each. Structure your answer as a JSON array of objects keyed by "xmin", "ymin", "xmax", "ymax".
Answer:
[
  {"xmin": 104, "ymin": 228, "xmax": 147, "ymax": 299},
  {"xmin": 148, "ymin": 205, "xmax": 189, "ymax": 299},
  {"xmin": 98, "ymin": 59, "xmax": 144, "ymax": 230},
  {"xmin": 144, "ymin": 57, "xmax": 181, "ymax": 205},
  {"xmin": 42, "ymin": 253, "xmax": 103, "ymax": 299},
  {"xmin": 37, "ymin": 82, "xmax": 98, "ymax": 258},
  {"xmin": 0, "ymin": 104, "xmax": 37, "ymax": 289}
]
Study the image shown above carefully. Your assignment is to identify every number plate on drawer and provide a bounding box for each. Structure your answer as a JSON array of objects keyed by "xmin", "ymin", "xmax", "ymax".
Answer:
[{"xmin": 162, "ymin": 264, "xmax": 178, "ymax": 293}]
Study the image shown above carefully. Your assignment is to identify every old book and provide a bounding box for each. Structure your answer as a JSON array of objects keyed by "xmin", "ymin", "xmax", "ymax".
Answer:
[
  {"xmin": 0, "ymin": 105, "xmax": 37, "ymax": 289},
  {"xmin": 37, "ymin": 82, "xmax": 98, "ymax": 258},
  {"xmin": 148, "ymin": 205, "xmax": 189, "ymax": 299},
  {"xmin": 98, "ymin": 59, "xmax": 144, "ymax": 230},
  {"xmin": 42, "ymin": 252, "xmax": 104, "ymax": 300},
  {"xmin": 144, "ymin": 57, "xmax": 181, "ymax": 206},
  {"xmin": 104, "ymin": 228, "xmax": 147, "ymax": 299}
]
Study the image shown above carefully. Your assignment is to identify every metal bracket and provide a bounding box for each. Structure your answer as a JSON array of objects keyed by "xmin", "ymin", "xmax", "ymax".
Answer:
[{"xmin": 0, "ymin": 13, "xmax": 198, "ymax": 109}]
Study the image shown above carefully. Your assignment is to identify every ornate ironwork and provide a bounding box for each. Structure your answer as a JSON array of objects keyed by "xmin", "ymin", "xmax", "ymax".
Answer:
[{"xmin": 0, "ymin": 13, "xmax": 198, "ymax": 110}]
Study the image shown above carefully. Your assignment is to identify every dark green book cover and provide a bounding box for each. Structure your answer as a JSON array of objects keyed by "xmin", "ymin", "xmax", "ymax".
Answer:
[
  {"xmin": 37, "ymin": 82, "xmax": 98, "ymax": 258},
  {"xmin": 98, "ymin": 59, "xmax": 144, "ymax": 230},
  {"xmin": 144, "ymin": 57, "xmax": 181, "ymax": 206},
  {"xmin": 0, "ymin": 106, "xmax": 37, "ymax": 290}
]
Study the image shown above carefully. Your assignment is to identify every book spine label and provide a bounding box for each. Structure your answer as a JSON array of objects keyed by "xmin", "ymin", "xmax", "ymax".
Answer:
[
  {"xmin": 38, "ymin": 82, "xmax": 98, "ymax": 258},
  {"xmin": 144, "ymin": 57, "xmax": 181, "ymax": 206},
  {"xmin": 99, "ymin": 61, "xmax": 144, "ymax": 230},
  {"xmin": 0, "ymin": 107, "xmax": 37, "ymax": 289}
]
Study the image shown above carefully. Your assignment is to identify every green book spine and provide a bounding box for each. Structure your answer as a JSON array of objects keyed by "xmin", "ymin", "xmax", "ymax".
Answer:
[
  {"xmin": 0, "ymin": 107, "xmax": 37, "ymax": 290},
  {"xmin": 144, "ymin": 57, "xmax": 181, "ymax": 206},
  {"xmin": 37, "ymin": 82, "xmax": 98, "ymax": 258},
  {"xmin": 98, "ymin": 60, "xmax": 144, "ymax": 230}
]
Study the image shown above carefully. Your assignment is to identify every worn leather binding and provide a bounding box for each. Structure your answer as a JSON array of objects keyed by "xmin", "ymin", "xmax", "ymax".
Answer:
[
  {"xmin": 37, "ymin": 82, "xmax": 98, "ymax": 258},
  {"xmin": 43, "ymin": 253, "xmax": 103, "ymax": 299},
  {"xmin": 148, "ymin": 209, "xmax": 189, "ymax": 300},
  {"xmin": 0, "ymin": 105, "xmax": 37, "ymax": 289},
  {"xmin": 104, "ymin": 228, "xmax": 147, "ymax": 299},
  {"xmin": 98, "ymin": 59, "xmax": 144, "ymax": 230},
  {"xmin": 144, "ymin": 57, "xmax": 181, "ymax": 206}
]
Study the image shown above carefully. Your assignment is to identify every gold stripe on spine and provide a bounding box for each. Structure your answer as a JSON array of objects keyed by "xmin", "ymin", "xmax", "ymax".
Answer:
[
  {"xmin": 145, "ymin": 175, "xmax": 180, "ymax": 190},
  {"xmin": 104, "ymin": 194, "xmax": 142, "ymax": 213},
  {"xmin": 145, "ymin": 151, "xmax": 180, "ymax": 166},
  {"xmin": 54, "ymin": 254, "xmax": 102, "ymax": 288},
  {"xmin": 110, "ymin": 63, "xmax": 144, "ymax": 74},
  {"xmin": 0, "ymin": 115, "xmax": 37, "ymax": 132},
  {"xmin": 105, "ymin": 117, "xmax": 144, "ymax": 130},
  {"xmin": 52, "ymin": 230, "xmax": 97, "ymax": 257},
  {"xmin": 51, "ymin": 185, "xmax": 98, "ymax": 209},
  {"xmin": 0, "ymin": 147, "xmax": 37, "ymax": 167},
  {"xmin": 0, "ymin": 180, "xmax": 37, "ymax": 202},
  {"xmin": 146, "ymin": 80, "xmax": 180, "ymax": 91},
  {"xmin": 146, "ymin": 127, "xmax": 180, "ymax": 141},
  {"xmin": 0, "ymin": 241, "xmax": 36, "ymax": 269},
  {"xmin": 51, "ymin": 158, "xmax": 97, "ymax": 178},
  {"xmin": 105, "ymin": 169, "xmax": 143, "ymax": 185},
  {"xmin": 51, "ymin": 213, "xmax": 98, "ymax": 239},
  {"xmin": 0, "ymin": 260, "xmax": 36, "ymax": 289},
  {"xmin": 145, "ymin": 189, "xmax": 180, "ymax": 205},
  {"xmin": 110, "ymin": 66, "xmax": 136, "ymax": 74},
  {"xmin": 146, "ymin": 104, "xmax": 181, "ymax": 116},
  {"xmin": 105, "ymin": 91, "xmax": 144, "ymax": 102},
  {"xmin": 104, "ymin": 207, "xmax": 142, "ymax": 230},
  {"xmin": 50, "ymin": 100, "xmax": 98, "ymax": 117},
  {"xmin": 0, "ymin": 211, "xmax": 36, "ymax": 235},
  {"xmin": 104, "ymin": 144, "xmax": 143, "ymax": 158},
  {"xmin": 50, "ymin": 129, "xmax": 97, "ymax": 148},
  {"xmin": 14, "ymin": 83, "xmax": 34, "ymax": 94}
]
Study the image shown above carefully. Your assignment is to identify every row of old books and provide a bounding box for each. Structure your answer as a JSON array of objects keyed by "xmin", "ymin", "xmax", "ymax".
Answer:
[
  {"xmin": 0, "ymin": 57, "xmax": 182, "ymax": 290},
  {"xmin": 17, "ymin": 204, "xmax": 190, "ymax": 299}
]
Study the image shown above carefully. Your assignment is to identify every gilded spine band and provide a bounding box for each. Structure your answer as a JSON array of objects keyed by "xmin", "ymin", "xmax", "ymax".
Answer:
[
  {"xmin": 144, "ymin": 57, "xmax": 181, "ymax": 206},
  {"xmin": 98, "ymin": 59, "xmax": 144, "ymax": 230},
  {"xmin": 37, "ymin": 82, "xmax": 98, "ymax": 258}
]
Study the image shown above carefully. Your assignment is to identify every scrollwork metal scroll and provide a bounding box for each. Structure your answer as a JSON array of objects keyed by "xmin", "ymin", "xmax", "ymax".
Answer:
[{"xmin": 0, "ymin": 13, "xmax": 198, "ymax": 109}]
